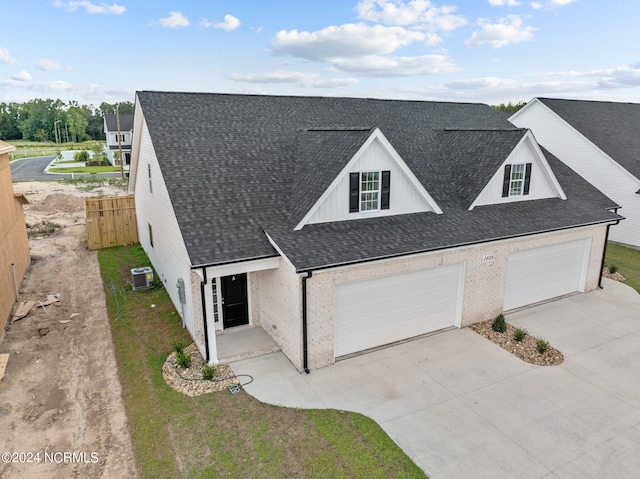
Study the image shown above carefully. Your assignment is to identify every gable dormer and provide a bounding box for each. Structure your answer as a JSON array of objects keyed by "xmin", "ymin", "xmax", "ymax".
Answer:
[
  {"xmin": 469, "ymin": 130, "xmax": 566, "ymax": 210},
  {"xmin": 294, "ymin": 128, "xmax": 441, "ymax": 230}
]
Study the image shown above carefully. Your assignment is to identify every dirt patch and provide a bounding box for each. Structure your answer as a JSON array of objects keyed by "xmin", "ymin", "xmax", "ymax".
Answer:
[
  {"xmin": 470, "ymin": 320, "xmax": 564, "ymax": 366},
  {"xmin": 0, "ymin": 181, "xmax": 137, "ymax": 479}
]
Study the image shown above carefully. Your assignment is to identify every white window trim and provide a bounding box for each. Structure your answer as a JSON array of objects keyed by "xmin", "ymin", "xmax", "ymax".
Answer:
[
  {"xmin": 359, "ymin": 170, "xmax": 382, "ymax": 212},
  {"xmin": 509, "ymin": 163, "xmax": 526, "ymax": 197}
]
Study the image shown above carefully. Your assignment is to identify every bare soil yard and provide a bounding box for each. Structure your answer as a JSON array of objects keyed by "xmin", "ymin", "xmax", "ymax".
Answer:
[{"xmin": 0, "ymin": 181, "xmax": 137, "ymax": 479}]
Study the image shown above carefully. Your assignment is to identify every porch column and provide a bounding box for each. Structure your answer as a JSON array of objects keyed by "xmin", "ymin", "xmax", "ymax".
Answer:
[{"xmin": 203, "ymin": 277, "xmax": 219, "ymax": 365}]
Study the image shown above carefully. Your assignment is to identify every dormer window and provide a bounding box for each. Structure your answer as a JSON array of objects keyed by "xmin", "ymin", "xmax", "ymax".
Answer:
[
  {"xmin": 509, "ymin": 164, "xmax": 525, "ymax": 196},
  {"xmin": 502, "ymin": 163, "xmax": 532, "ymax": 198},
  {"xmin": 350, "ymin": 171, "xmax": 390, "ymax": 213},
  {"xmin": 360, "ymin": 171, "xmax": 380, "ymax": 211}
]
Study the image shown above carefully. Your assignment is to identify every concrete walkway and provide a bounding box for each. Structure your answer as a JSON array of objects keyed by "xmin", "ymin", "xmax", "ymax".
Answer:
[{"xmin": 231, "ymin": 279, "xmax": 640, "ymax": 479}]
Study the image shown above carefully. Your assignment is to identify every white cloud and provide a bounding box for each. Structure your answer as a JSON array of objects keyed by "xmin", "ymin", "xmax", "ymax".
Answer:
[
  {"xmin": 36, "ymin": 58, "xmax": 63, "ymax": 71},
  {"xmin": 272, "ymin": 23, "xmax": 425, "ymax": 62},
  {"xmin": 356, "ymin": 0, "xmax": 466, "ymax": 31},
  {"xmin": 332, "ymin": 54, "xmax": 460, "ymax": 76},
  {"xmin": 229, "ymin": 71, "xmax": 358, "ymax": 88},
  {"xmin": 11, "ymin": 71, "xmax": 32, "ymax": 82},
  {"xmin": 530, "ymin": 0, "xmax": 576, "ymax": 9},
  {"xmin": 159, "ymin": 11, "xmax": 190, "ymax": 29},
  {"xmin": 0, "ymin": 77, "xmax": 133, "ymax": 103},
  {"xmin": 271, "ymin": 23, "xmax": 458, "ymax": 77},
  {"xmin": 488, "ymin": 0, "xmax": 521, "ymax": 6},
  {"xmin": 0, "ymin": 47, "xmax": 17, "ymax": 65},
  {"xmin": 215, "ymin": 14, "xmax": 240, "ymax": 31},
  {"xmin": 199, "ymin": 18, "xmax": 213, "ymax": 29},
  {"xmin": 54, "ymin": 1, "xmax": 126, "ymax": 15},
  {"xmin": 465, "ymin": 15, "xmax": 535, "ymax": 48}
]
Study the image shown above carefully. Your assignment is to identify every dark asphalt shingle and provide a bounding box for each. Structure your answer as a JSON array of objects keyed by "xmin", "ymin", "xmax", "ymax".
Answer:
[
  {"xmin": 135, "ymin": 91, "xmax": 620, "ymax": 270},
  {"xmin": 538, "ymin": 98, "xmax": 640, "ymax": 179},
  {"xmin": 104, "ymin": 114, "xmax": 134, "ymax": 132}
]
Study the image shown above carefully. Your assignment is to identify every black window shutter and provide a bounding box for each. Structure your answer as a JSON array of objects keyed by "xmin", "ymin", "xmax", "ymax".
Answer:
[
  {"xmin": 349, "ymin": 172, "xmax": 359, "ymax": 213},
  {"xmin": 501, "ymin": 164, "xmax": 512, "ymax": 197},
  {"xmin": 381, "ymin": 170, "xmax": 391, "ymax": 210},
  {"xmin": 523, "ymin": 163, "xmax": 532, "ymax": 195}
]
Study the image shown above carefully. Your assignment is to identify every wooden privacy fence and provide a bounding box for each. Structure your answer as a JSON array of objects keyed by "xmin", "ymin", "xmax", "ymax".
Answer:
[{"xmin": 85, "ymin": 195, "xmax": 138, "ymax": 249}]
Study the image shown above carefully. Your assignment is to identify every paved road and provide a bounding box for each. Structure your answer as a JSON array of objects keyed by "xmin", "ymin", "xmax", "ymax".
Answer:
[{"xmin": 10, "ymin": 156, "xmax": 122, "ymax": 182}]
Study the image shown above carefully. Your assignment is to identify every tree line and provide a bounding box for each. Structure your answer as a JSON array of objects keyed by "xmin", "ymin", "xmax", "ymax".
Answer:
[{"xmin": 0, "ymin": 99, "xmax": 134, "ymax": 143}]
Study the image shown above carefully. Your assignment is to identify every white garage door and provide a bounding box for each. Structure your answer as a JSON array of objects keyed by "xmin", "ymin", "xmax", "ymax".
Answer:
[
  {"xmin": 504, "ymin": 239, "xmax": 590, "ymax": 311},
  {"xmin": 334, "ymin": 263, "xmax": 464, "ymax": 358}
]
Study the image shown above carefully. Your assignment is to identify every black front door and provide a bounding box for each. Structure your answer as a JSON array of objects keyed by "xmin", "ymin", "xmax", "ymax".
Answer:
[{"xmin": 221, "ymin": 273, "xmax": 249, "ymax": 329}]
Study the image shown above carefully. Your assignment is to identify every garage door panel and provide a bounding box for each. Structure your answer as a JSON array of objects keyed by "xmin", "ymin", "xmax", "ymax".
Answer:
[
  {"xmin": 335, "ymin": 263, "xmax": 463, "ymax": 357},
  {"xmin": 504, "ymin": 239, "xmax": 589, "ymax": 311}
]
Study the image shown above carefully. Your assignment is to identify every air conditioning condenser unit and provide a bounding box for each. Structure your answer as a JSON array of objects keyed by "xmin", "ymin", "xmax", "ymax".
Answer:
[{"xmin": 131, "ymin": 267, "xmax": 154, "ymax": 290}]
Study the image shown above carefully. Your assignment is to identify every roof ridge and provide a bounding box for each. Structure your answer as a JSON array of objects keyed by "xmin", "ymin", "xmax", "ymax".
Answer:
[
  {"xmin": 136, "ymin": 90, "xmax": 491, "ymax": 107},
  {"xmin": 303, "ymin": 127, "xmax": 373, "ymax": 132}
]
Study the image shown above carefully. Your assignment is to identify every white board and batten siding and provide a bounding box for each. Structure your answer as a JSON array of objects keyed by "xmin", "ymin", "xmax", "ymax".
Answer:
[
  {"xmin": 471, "ymin": 133, "xmax": 562, "ymax": 208},
  {"xmin": 511, "ymin": 100, "xmax": 640, "ymax": 247},
  {"xmin": 133, "ymin": 112, "xmax": 196, "ymax": 334},
  {"xmin": 334, "ymin": 263, "xmax": 464, "ymax": 358},
  {"xmin": 306, "ymin": 137, "xmax": 435, "ymax": 225},
  {"xmin": 504, "ymin": 239, "xmax": 591, "ymax": 311}
]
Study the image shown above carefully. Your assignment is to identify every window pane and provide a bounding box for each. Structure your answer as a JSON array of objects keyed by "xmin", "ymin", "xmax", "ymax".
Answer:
[
  {"xmin": 359, "ymin": 171, "xmax": 381, "ymax": 211},
  {"xmin": 509, "ymin": 164, "xmax": 525, "ymax": 196}
]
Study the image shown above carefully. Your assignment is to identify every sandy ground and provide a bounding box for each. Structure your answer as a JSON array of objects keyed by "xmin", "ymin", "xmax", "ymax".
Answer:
[{"xmin": 0, "ymin": 181, "xmax": 138, "ymax": 479}]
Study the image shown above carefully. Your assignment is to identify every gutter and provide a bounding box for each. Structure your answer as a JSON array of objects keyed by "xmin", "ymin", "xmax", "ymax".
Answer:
[
  {"xmin": 200, "ymin": 267, "xmax": 210, "ymax": 362},
  {"xmin": 294, "ymin": 218, "xmax": 624, "ymax": 274},
  {"xmin": 301, "ymin": 271, "xmax": 312, "ymax": 374},
  {"xmin": 599, "ymin": 210, "xmax": 622, "ymax": 289}
]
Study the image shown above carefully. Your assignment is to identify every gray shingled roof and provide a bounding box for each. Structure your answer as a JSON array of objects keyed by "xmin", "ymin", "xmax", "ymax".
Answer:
[
  {"xmin": 104, "ymin": 114, "xmax": 134, "ymax": 132},
  {"xmin": 290, "ymin": 127, "xmax": 373, "ymax": 225},
  {"xmin": 538, "ymin": 98, "xmax": 640, "ymax": 179},
  {"xmin": 436, "ymin": 129, "xmax": 527, "ymax": 207},
  {"xmin": 135, "ymin": 91, "xmax": 620, "ymax": 270}
]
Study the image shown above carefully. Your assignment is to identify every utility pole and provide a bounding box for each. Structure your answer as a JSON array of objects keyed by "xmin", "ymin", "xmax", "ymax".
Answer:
[{"xmin": 116, "ymin": 105, "xmax": 124, "ymax": 179}]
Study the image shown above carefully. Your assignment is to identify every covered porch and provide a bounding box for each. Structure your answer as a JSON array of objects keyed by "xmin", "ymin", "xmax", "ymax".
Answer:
[{"xmin": 215, "ymin": 326, "xmax": 281, "ymax": 364}]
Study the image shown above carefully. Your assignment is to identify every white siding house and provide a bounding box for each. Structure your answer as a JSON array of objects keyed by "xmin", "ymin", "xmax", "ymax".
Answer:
[
  {"xmin": 510, "ymin": 98, "xmax": 640, "ymax": 247},
  {"xmin": 129, "ymin": 91, "xmax": 620, "ymax": 371},
  {"xmin": 129, "ymin": 105, "xmax": 200, "ymax": 349}
]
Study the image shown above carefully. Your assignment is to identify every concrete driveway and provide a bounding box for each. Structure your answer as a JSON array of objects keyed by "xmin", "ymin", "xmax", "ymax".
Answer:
[{"xmin": 231, "ymin": 279, "xmax": 640, "ymax": 479}]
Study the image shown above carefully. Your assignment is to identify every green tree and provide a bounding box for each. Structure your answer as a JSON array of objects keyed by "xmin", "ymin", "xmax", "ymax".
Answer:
[
  {"xmin": 18, "ymin": 98, "xmax": 64, "ymax": 141},
  {"xmin": 0, "ymin": 102, "xmax": 21, "ymax": 140},
  {"xmin": 492, "ymin": 101, "xmax": 527, "ymax": 113},
  {"xmin": 66, "ymin": 104, "xmax": 89, "ymax": 142}
]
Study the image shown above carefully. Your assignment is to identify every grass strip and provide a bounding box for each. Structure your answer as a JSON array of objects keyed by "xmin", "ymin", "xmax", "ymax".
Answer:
[
  {"xmin": 605, "ymin": 242, "xmax": 640, "ymax": 293},
  {"xmin": 98, "ymin": 244, "xmax": 428, "ymax": 479}
]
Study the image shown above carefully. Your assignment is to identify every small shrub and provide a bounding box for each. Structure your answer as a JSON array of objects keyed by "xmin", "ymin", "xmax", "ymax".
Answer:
[
  {"xmin": 201, "ymin": 364, "xmax": 216, "ymax": 381},
  {"xmin": 26, "ymin": 220, "xmax": 62, "ymax": 237},
  {"xmin": 175, "ymin": 349, "xmax": 192, "ymax": 369},
  {"xmin": 536, "ymin": 337, "xmax": 549, "ymax": 354},
  {"xmin": 608, "ymin": 264, "xmax": 618, "ymax": 274},
  {"xmin": 491, "ymin": 313, "xmax": 507, "ymax": 333},
  {"xmin": 513, "ymin": 328, "xmax": 528, "ymax": 342},
  {"xmin": 73, "ymin": 150, "xmax": 89, "ymax": 162},
  {"xmin": 173, "ymin": 341, "xmax": 185, "ymax": 355}
]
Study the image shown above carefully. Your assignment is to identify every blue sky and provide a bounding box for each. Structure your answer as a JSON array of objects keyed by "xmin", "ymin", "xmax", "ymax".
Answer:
[{"xmin": 1, "ymin": 0, "xmax": 639, "ymax": 107}]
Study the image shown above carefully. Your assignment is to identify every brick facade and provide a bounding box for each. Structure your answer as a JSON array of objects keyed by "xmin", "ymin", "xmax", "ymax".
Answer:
[{"xmin": 252, "ymin": 225, "xmax": 607, "ymax": 371}]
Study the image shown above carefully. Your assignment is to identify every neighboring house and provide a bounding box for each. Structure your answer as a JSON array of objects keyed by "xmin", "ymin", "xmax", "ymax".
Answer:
[
  {"xmin": 128, "ymin": 91, "xmax": 621, "ymax": 372},
  {"xmin": 104, "ymin": 113, "xmax": 134, "ymax": 167},
  {"xmin": 0, "ymin": 140, "xmax": 30, "ymax": 338},
  {"xmin": 510, "ymin": 98, "xmax": 640, "ymax": 247}
]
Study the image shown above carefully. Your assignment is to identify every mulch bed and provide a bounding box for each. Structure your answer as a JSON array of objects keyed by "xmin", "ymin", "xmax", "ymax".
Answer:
[{"xmin": 470, "ymin": 320, "xmax": 564, "ymax": 366}]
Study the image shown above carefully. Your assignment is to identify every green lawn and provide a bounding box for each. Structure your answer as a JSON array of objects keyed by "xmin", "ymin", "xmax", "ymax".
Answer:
[
  {"xmin": 52, "ymin": 165, "xmax": 120, "ymax": 173},
  {"xmin": 7, "ymin": 140, "xmax": 99, "ymax": 160},
  {"xmin": 605, "ymin": 242, "xmax": 640, "ymax": 293},
  {"xmin": 98, "ymin": 244, "xmax": 427, "ymax": 479}
]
